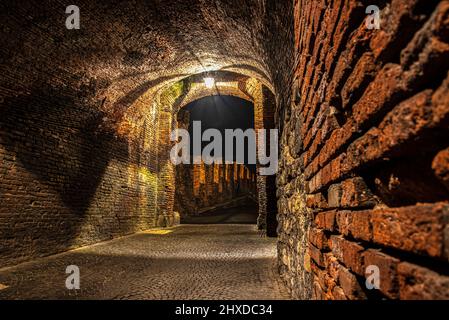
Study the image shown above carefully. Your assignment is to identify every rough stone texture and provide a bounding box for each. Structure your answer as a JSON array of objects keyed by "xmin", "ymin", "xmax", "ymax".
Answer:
[
  {"xmin": 0, "ymin": 224, "xmax": 289, "ymax": 300},
  {"xmin": 433, "ymin": 147, "xmax": 449, "ymax": 192},
  {"xmin": 398, "ymin": 262, "xmax": 449, "ymax": 300},
  {"xmin": 363, "ymin": 249, "xmax": 400, "ymax": 299},
  {"xmin": 371, "ymin": 203, "xmax": 448, "ymax": 258},
  {"xmin": 277, "ymin": 0, "xmax": 449, "ymax": 300}
]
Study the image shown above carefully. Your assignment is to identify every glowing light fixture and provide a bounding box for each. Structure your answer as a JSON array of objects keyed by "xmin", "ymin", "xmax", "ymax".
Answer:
[{"xmin": 204, "ymin": 77, "xmax": 215, "ymax": 89}]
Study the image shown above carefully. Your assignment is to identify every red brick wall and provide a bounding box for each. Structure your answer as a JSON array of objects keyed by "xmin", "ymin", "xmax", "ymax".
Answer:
[
  {"xmin": 0, "ymin": 91, "xmax": 162, "ymax": 268},
  {"xmin": 175, "ymin": 162, "xmax": 257, "ymax": 217},
  {"xmin": 277, "ymin": 0, "xmax": 449, "ymax": 299},
  {"xmin": 0, "ymin": 0, "xmax": 290, "ymax": 269}
]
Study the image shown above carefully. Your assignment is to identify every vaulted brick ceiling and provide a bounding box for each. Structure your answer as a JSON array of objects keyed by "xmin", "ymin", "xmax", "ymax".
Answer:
[{"xmin": 0, "ymin": 0, "xmax": 293, "ymax": 127}]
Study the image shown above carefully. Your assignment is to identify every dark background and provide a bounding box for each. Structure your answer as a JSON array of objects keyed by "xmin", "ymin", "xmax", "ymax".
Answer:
[{"xmin": 185, "ymin": 95, "xmax": 256, "ymax": 172}]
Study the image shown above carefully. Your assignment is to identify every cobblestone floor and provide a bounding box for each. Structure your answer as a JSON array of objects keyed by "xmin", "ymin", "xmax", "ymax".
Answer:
[
  {"xmin": 182, "ymin": 205, "xmax": 259, "ymax": 224},
  {"xmin": 0, "ymin": 224, "xmax": 290, "ymax": 300}
]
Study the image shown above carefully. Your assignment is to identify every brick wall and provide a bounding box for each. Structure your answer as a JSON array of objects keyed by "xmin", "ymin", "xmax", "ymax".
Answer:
[
  {"xmin": 173, "ymin": 94, "xmax": 258, "ymax": 216},
  {"xmin": 277, "ymin": 0, "xmax": 449, "ymax": 299},
  {"xmin": 171, "ymin": 76, "xmax": 277, "ymax": 228},
  {"xmin": 2, "ymin": 0, "xmax": 447, "ymax": 300},
  {"xmin": 0, "ymin": 0, "xmax": 290, "ymax": 268},
  {"xmin": 0, "ymin": 86, "xmax": 162, "ymax": 268},
  {"xmin": 175, "ymin": 162, "xmax": 257, "ymax": 217}
]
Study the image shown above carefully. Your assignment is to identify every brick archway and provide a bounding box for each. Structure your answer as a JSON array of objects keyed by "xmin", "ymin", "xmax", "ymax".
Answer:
[
  {"xmin": 107, "ymin": 69, "xmax": 279, "ymax": 235},
  {"xmin": 153, "ymin": 71, "xmax": 280, "ymax": 235}
]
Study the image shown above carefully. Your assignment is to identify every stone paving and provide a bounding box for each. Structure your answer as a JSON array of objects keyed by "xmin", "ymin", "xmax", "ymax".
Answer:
[
  {"xmin": 182, "ymin": 205, "xmax": 259, "ymax": 225},
  {"xmin": 0, "ymin": 224, "xmax": 290, "ymax": 300}
]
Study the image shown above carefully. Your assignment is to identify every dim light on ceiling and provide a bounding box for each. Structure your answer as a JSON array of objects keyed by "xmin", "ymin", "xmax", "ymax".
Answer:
[{"xmin": 204, "ymin": 77, "xmax": 215, "ymax": 89}]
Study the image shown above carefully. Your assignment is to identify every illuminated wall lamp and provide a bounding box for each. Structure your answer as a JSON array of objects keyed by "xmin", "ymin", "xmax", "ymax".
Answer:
[{"xmin": 204, "ymin": 77, "xmax": 215, "ymax": 89}]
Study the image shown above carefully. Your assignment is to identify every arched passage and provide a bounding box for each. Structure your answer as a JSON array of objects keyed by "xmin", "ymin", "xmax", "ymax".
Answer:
[
  {"xmin": 0, "ymin": 0, "xmax": 448, "ymax": 302},
  {"xmin": 173, "ymin": 95, "xmax": 258, "ymax": 223},
  {"xmin": 0, "ymin": 0, "xmax": 292, "ymax": 270},
  {"xmin": 149, "ymin": 70, "xmax": 279, "ymax": 234}
]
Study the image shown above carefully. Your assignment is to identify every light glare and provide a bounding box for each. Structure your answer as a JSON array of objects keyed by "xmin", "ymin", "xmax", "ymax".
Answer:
[{"xmin": 204, "ymin": 77, "xmax": 215, "ymax": 89}]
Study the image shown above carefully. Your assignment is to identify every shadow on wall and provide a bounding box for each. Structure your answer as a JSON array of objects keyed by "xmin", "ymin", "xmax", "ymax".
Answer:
[
  {"xmin": 0, "ymin": 85, "xmax": 129, "ymax": 212},
  {"xmin": 0, "ymin": 84, "xmax": 161, "ymax": 267},
  {"xmin": 112, "ymin": 73, "xmax": 189, "ymax": 113}
]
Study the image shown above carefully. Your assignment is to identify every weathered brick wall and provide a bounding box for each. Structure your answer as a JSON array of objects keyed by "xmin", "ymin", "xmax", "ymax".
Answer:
[
  {"xmin": 171, "ymin": 81, "xmax": 258, "ymax": 217},
  {"xmin": 175, "ymin": 161, "xmax": 257, "ymax": 216},
  {"xmin": 0, "ymin": 0, "xmax": 289, "ymax": 268},
  {"xmin": 0, "ymin": 88, "xmax": 162, "ymax": 268},
  {"xmin": 170, "ymin": 76, "xmax": 276, "ymax": 227},
  {"xmin": 277, "ymin": 0, "xmax": 449, "ymax": 299},
  {"xmin": 245, "ymin": 79, "xmax": 279, "ymax": 234}
]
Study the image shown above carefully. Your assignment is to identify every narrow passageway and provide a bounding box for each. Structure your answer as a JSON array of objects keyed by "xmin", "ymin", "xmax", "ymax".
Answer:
[
  {"xmin": 1, "ymin": 0, "xmax": 449, "ymax": 301},
  {"xmin": 0, "ymin": 223, "xmax": 289, "ymax": 300},
  {"xmin": 181, "ymin": 205, "xmax": 258, "ymax": 224}
]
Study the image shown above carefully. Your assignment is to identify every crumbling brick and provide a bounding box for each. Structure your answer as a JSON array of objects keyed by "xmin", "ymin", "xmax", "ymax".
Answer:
[
  {"xmin": 363, "ymin": 249, "xmax": 400, "ymax": 299},
  {"xmin": 371, "ymin": 203, "xmax": 448, "ymax": 258},
  {"xmin": 398, "ymin": 262, "xmax": 449, "ymax": 300},
  {"xmin": 330, "ymin": 236, "xmax": 365, "ymax": 276},
  {"xmin": 338, "ymin": 265, "xmax": 367, "ymax": 300}
]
